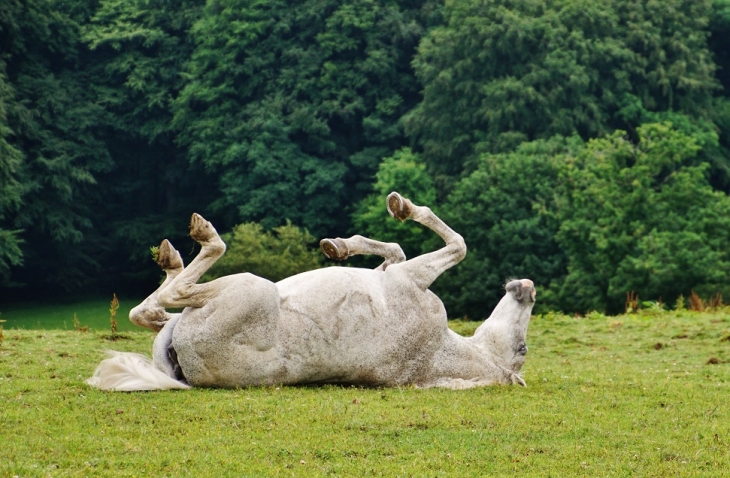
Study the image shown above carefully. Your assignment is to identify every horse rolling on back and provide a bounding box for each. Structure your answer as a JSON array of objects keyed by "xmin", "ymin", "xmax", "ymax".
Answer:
[{"xmin": 87, "ymin": 192, "xmax": 536, "ymax": 391}]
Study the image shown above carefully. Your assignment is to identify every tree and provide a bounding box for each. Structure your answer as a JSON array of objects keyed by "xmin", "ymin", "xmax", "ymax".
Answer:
[
  {"xmin": 554, "ymin": 123, "xmax": 730, "ymax": 313},
  {"xmin": 0, "ymin": 62, "xmax": 24, "ymax": 283},
  {"xmin": 174, "ymin": 0, "xmax": 438, "ymax": 237},
  {"xmin": 709, "ymin": 0, "xmax": 730, "ymax": 93},
  {"xmin": 405, "ymin": 0, "xmax": 719, "ymax": 182},
  {"xmin": 0, "ymin": 0, "xmax": 114, "ymax": 292},
  {"xmin": 705, "ymin": 0, "xmax": 730, "ymax": 190},
  {"xmin": 434, "ymin": 136, "xmax": 579, "ymax": 318},
  {"xmin": 437, "ymin": 121, "xmax": 730, "ymax": 316},
  {"xmin": 351, "ymin": 148, "xmax": 439, "ymax": 262},
  {"xmin": 81, "ymin": 0, "xmax": 215, "ymax": 293}
]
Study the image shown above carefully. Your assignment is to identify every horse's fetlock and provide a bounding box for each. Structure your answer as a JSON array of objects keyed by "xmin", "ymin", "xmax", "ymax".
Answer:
[
  {"xmin": 204, "ymin": 240, "xmax": 226, "ymax": 255},
  {"xmin": 449, "ymin": 234, "xmax": 467, "ymax": 260},
  {"xmin": 392, "ymin": 246, "xmax": 406, "ymax": 263}
]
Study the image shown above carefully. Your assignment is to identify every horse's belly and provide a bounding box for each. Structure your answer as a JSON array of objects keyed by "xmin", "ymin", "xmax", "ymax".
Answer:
[{"xmin": 275, "ymin": 267, "xmax": 446, "ymax": 384}]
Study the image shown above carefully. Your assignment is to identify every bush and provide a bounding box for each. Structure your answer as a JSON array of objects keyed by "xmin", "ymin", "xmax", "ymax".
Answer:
[
  {"xmin": 438, "ymin": 122, "xmax": 730, "ymax": 317},
  {"xmin": 203, "ymin": 221, "xmax": 325, "ymax": 283},
  {"xmin": 351, "ymin": 148, "xmax": 440, "ymax": 262},
  {"xmin": 434, "ymin": 136, "xmax": 578, "ymax": 318}
]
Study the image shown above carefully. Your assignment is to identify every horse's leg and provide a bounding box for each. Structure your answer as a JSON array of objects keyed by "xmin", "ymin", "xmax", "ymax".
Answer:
[
  {"xmin": 386, "ymin": 191, "xmax": 466, "ymax": 290},
  {"xmin": 320, "ymin": 235, "xmax": 406, "ymax": 271},
  {"xmin": 156, "ymin": 213, "xmax": 227, "ymax": 309},
  {"xmin": 129, "ymin": 239, "xmax": 185, "ymax": 332}
]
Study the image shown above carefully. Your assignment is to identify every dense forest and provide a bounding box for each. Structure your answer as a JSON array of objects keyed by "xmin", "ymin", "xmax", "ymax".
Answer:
[{"xmin": 2, "ymin": 0, "xmax": 730, "ymax": 317}]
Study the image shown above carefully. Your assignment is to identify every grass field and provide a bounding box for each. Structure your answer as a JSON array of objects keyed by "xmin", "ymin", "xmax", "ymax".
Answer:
[
  {"xmin": 0, "ymin": 296, "xmax": 144, "ymax": 332},
  {"xmin": 1, "ymin": 308, "xmax": 729, "ymax": 476}
]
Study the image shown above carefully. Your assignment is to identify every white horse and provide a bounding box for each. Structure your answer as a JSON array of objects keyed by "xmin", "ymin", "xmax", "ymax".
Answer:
[{"xmin": 87, "ymin": 192, "xmax": 535, "ymax": 391}]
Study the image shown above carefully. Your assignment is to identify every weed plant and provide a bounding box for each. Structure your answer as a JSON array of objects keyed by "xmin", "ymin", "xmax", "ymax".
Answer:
[
  {"xmin": 72, "ymin": 313, "xmax": 87, "ymax": 333},
  {"xmin": 0, "ymin": 311, "xmax": 728, "ymax": 476},
  {"xmin": 110, "ymin": 294, "xmax": 119, "ymax": 336}
]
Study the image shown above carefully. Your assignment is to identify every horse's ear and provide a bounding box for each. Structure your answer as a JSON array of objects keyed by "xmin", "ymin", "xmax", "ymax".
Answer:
[
  {"xmin": 511, "ymin": 374, "xmax": 526, "ymax": 387},
  {"xmin": 505, "ymin": 280, "xmax": 524, "ymax": 301}
]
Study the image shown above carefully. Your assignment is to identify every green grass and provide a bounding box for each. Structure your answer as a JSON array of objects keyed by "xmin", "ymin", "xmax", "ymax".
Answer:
[
  {"xmin": 0, "ymin": 297, "xmax": 143, "ymax": 332},
  {"xmin": 1, "ymin": 309, "xmax": 729, "ymax": 476}
]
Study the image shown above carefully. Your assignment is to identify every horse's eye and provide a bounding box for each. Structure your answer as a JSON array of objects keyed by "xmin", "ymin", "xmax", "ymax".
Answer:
[{"xmin": 516, "ymin": 343, "xmax": 528, "ymax": 355}]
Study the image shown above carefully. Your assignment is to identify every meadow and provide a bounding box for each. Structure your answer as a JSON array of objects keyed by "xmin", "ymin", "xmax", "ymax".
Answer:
[
  {"xmin": 1, "ymin": 305, "xmax": 729, "ymax": 476},
  {"xmin": 0, "ymin": 297, "xmax": 145, "ymax": 332}
]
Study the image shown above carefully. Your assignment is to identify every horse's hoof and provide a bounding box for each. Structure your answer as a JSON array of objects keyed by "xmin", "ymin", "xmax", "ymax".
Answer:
[
  {"xmin": 189, "ymin": 213, "xmax": 218, "ymax": 243},
  {"xmin": 386, "ymin": 192, "xmax": 413, "ymax": 221},
  {"xmin": 157, "ymin": 239, "xmax": 183, "ymax": 271},
  {"xmin": 320, "ymin": 238, "xmax": 349, "ymax": 261},
  {"xmin": 130, "ymin": 306, "xmax": 168, "ymax": 332}
]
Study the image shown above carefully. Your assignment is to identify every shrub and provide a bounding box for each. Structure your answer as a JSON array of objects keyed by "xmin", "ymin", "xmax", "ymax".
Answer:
[{"xmin": 203, "ymin": 221, "xmax": 325, "ymax": 283}]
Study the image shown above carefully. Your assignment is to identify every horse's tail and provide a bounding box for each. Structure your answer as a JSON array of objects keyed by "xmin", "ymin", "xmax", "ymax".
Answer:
[{"xmin": 86, "ymin": 351, "xmax": 190, "ymax": 391}]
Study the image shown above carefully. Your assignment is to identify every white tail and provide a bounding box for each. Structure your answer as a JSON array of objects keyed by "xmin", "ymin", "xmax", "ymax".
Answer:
[{"xmin": 86, "ymin": 351, "xmax": 190, "ymax": 391}]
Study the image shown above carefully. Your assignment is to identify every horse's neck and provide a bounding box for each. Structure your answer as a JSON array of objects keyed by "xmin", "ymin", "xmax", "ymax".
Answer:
[{"xmin": 425, "ymin": 329, "xmax": 500, "ymax": 378}]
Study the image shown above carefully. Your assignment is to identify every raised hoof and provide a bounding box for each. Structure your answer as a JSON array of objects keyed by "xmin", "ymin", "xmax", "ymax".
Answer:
[
  {"xmin": 189, "ymin": 213, "xmax": 218, "ymax": 243},
  {"xmin": 320, "ymin": 238, "xmax": 349, "ymax": 261},
  {"xmin": 130, "ymin": 306, "xmax": 168, "ymax": 332},
  {"xmin": 386, "ymin": 192, "xmax": 413, "ymax": 221},
  {"xmin": 157, "ymin": 239, "xmax": 183, "ymax": 271}
]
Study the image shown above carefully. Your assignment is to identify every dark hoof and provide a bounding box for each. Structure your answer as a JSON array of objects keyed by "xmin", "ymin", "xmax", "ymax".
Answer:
[
  {"xmin": 131, "ymin": 307, "xmax": 168, "ymax": 332},
  {"xmin": 320, "ymin": 238, "xmax": 349, "ymax": 261},
  {"xmin": 386, "ymin": 192, "xmax": 413, "ymax": 221},
  {"xmin": 189, "ymin": 213, "xmax": 217, "ymax": 243},
  {"xmin": 157, "ymin": 239, "xmax": 183, "ymax": 271}
]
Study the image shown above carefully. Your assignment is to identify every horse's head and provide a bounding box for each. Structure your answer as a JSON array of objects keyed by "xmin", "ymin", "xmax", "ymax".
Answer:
[{"xmin": 472, "ymin": 279, "xmax": 536, "ymax": 385}]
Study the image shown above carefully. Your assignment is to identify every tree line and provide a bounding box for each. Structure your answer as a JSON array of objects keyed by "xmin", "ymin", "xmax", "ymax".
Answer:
[{"xmin": 2, "ymin": 0, "xmax": 730, "ymax": 316}]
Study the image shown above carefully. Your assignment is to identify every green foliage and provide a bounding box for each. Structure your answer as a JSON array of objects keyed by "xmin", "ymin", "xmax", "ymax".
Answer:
[
  {"xmin": 80, "ymin": 0, "xmax": 217, "ymax": 292},
  {"xmin": 554, "ymin": 123, "xmax": 730, "ymax": 313},
  {"xmin": 0, "ymin": 230, "xmax": 23, "ymax": 284},
  {"xmin": 616, "ymin": 93, "xmax": 730, "ymax": 189},
  {"xmin": 440, "ymin": 121, "xmax": 730, "ymax": 316},
  {"xmin": 709, "ymin": 0, "xmax": 730, "ymax": 92},
  {"xmin": 83, "ymin": 0, "xmax": 205, "ymax": 141},
  {"xmin": 2, "ymin": 0, "xmax": 730, "ymax": 317},
  {"xmin": 435, "ymin": 136, "xmax": 581, "ymax": 318},
  {"xmin": 204, "ymin": 221, "xmax": 325, "ymax": 283},
  {"xmin": 149, "ymin": 246, "xmax": 160, "ymax": 263},
  {"xmin": 0, "ymin": 0, "xmax": 115, "ymax": 291},
  {"xmin": 351, "ymin": 148, "xmax": 438, "ymax": 260},
  {"xmin": 173, "ymin": 0, "xmax": 435, "ymax": 235},
  {"xmin": 0, "ymin": 63, "xmax": 24, "ymax": 282},
  {"xmin": 406, "ymin": 0, "xmax": 719, "ymax": 180}
]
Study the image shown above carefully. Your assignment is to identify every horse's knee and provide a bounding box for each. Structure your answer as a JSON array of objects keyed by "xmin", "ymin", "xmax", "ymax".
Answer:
[
  {"xmin": 203, "ymin": 240, "xmax": 226, "ymax": 257},
  {"xmin": 411, "ymin": 205, "xmax": 433, "ymax": 223}
]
